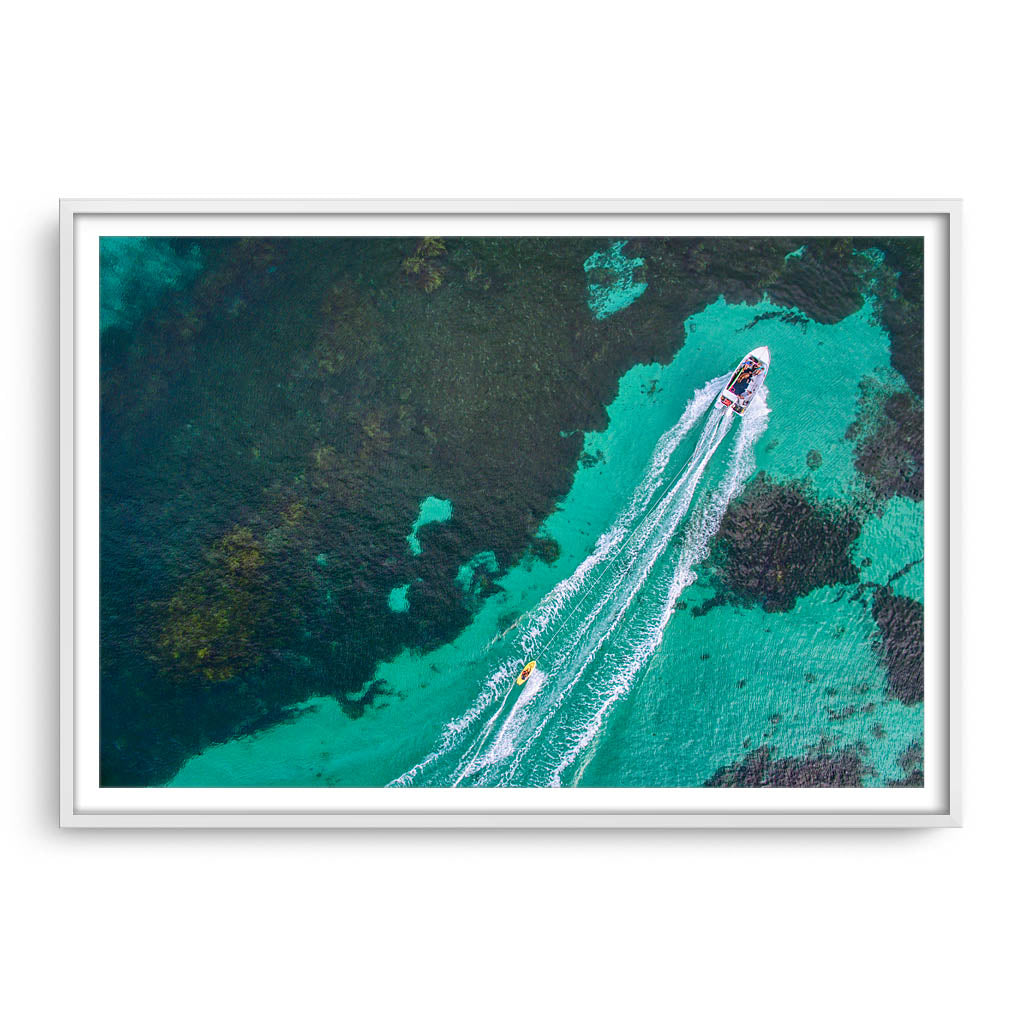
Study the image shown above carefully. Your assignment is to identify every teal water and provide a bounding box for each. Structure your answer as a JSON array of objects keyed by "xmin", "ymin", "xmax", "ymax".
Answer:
[
  {"xmin": 406, "ymin": 496, "xmax": 453, "ymax": 556},
  {"xmin": 455, "ymin": 551, "xmax": 500, "ymax": 594},
  {"xmin": 100, "ymin": 236, "xmax": 203, "ymax": 334},
  {"xmin": 169, "ymin": 290, "xmax": 922, "ymax": 788},
  {"xmin": 584, "ymin": 241, "xmax": 648, "ymax": 320}
]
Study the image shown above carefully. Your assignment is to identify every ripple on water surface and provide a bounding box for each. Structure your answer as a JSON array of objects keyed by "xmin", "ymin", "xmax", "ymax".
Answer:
[{"xmin": 169, "ymin": 292, "xmax": 924, "ymax": 788}]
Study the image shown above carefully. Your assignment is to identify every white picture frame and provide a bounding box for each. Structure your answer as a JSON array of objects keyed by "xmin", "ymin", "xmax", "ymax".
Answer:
[{"xmin": 60, "ymin": 199, "xmax": 960, "ymax": 827}]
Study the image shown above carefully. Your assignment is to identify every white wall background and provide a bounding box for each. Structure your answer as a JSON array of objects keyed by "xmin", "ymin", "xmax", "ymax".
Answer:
[{"xmin": 3, "ymin": 2, "xmax": 1019, "ymax": 1021}]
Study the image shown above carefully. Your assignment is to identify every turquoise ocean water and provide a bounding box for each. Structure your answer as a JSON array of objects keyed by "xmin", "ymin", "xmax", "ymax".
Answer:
[{"xmin": 169, "ymin": 289, "xmax": 922, "ymax": 788}]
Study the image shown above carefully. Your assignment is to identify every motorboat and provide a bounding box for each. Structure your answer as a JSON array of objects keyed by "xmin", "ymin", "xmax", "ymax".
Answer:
[{"xmin": 719, "ymin": 346, "xmax": 770, "ymax": 414}]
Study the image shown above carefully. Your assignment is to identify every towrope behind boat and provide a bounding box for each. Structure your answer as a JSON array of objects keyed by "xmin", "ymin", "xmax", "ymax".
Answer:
[{"xmin": 513, "ymin": 350, "xmax": 771, "ymax": 689}]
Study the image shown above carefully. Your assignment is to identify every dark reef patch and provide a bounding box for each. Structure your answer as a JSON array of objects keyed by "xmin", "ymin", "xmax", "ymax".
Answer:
[
  {"xmin": 872, "ymin": 588, "xmax": 924, "ymax": 705},
  {"xmin": 887, "ymin": 742, "xmax": 924, "ymax": 787},
  {"xmin": 848, "ymin": 378, "xmax": 924, "ymax": 503},
  {"xmin": 698, "ymin": 473, "xmax": 862, "ymax": 613},
  {"xmin": 339, "ymin": 678, "xmax": 393, "ymax": 718},
  {"xmin": 857, "ymin": 237, "xmax": 924, "ymax": 396},
  {"xmin": 739, "ymin": 309, "xmax": 810, "ymax": 331},
  {"xmin": 766, "ymin": 239, "xmax": 869, "ymax": 324},
  {"xmin": 528, "ymin": 536, "xmax": 561, "ymax": 565},
  {"xmin": 705, "ymin": 742, "xmax": 871, "ymax": 787},
  {"xmin": 827, "ymin": 705, "xmax": 859, "ymax": 722}
]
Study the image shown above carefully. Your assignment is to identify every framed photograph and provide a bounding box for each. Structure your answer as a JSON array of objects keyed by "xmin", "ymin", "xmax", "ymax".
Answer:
[{"xmin": 60, "ymin": 200, "xmax": 959, "ymax": 827}]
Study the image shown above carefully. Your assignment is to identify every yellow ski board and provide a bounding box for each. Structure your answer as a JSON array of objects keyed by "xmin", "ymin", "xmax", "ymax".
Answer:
[{"xmin": 517, "ymin": 660, "xmax": 537, "ymax": 685}]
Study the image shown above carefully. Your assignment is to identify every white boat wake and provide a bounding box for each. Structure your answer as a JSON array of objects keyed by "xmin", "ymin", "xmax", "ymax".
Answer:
[{"xmin": 390, "ymin": 374, "xmax": 770, "ymax": 788}]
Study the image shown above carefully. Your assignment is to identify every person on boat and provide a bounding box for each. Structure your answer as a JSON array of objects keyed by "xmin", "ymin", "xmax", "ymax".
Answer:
[{"xmin": 732, "ymin": 366, "xmax": 754, "ymax": 394}]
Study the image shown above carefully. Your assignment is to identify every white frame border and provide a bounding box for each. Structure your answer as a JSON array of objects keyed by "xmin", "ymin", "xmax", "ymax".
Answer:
[{"xmin": 59, "ymin": 199, "xmax": 961, "ymax": 828}]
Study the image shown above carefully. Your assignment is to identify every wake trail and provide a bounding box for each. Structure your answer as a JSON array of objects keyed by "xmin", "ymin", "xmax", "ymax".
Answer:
[
  {"xmin": 514, "ymin": 374, "xmax": 727, "ymax": 651},
  {"xmin": 548, "ymin": 397, "xmax": 770, "ymax": 786},
  {"xmin": 492, "ymin": 406, "xmax": 735, "ymax": 783},
  {"xmin": 390, "ymin": 374, "xmax": 766, "ymax": 789}
]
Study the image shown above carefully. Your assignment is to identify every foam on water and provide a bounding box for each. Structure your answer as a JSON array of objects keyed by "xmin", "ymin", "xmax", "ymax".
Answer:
[
  {"xmin": 517, "ymin": 375, "xmax": 725, "ymax": 650},
  {"xmin": 392, "ymin": 379, "xmax": 768, "ymax": 787},
  {"xmin": 390, "ymin": 379, "xmax": 727, "ymax": 788},
  {"xmin": 171, "ymin": 290, "xmax": 921, "ymax": 790},
  {"xmin": 552, "ymin": 396, "xmax": 770, "ymax": 785}
]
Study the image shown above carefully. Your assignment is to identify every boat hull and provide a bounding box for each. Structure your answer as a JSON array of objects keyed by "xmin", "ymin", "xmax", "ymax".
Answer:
[{"xmin": 719, "ymin": 346, "xmax": 770, "ymax": 415}]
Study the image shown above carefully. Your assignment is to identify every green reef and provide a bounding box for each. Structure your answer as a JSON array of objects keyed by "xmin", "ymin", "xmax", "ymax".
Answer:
[
  {"xmin": 99, "ymin": 234, "xmax": 925, "ymax": 786},
  {"xmin": 155, "ymin": 526, "xmax": 271, "ymax": 682},
  {"xmin": 401, "ymin": 236, "xmax": 448, "ymax": 293},
  {"xmin": 584, "ymin": 240, "xmax": 648, "ymax": 319}
]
